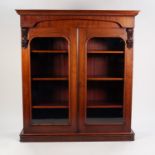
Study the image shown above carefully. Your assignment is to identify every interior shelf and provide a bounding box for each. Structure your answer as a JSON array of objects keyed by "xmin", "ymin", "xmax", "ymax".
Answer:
[
  {"xmin": 86, "ymin": 108, "xmax": 123, "ymax": 124},
  {"xmin": 32, "ymin": 50, "xmax": 68, "ymax": 53},
  {"xmin": 32, "ymin": 101, "xmax": 68, "ymax": 109},
  {"xmin": 87, "ymin": 101, "xmax": 123, "ymax": 108},
  {"xmin": 32, "ymin": 106, "xmax": 68, "ymax": 109},
  {"xmin": 32, "ymin": 105, "xmax": 68, "ymax": 109},
  {"xmin": 86, "ymin": 118, "xmax": 124, "ymax": 124},
  {"xmin": 32, "ymin": 77, "xmax": 68, "ymax": 81},
  {"xmin": 32, "ymin": 119, "xmax": 69, "ymax": 125},
  {"xmin": 88, "ymin": 50, "xmax": 124, "ymax": 54},
  {"xmin": 87, "ymin": 77, "xmax": 124, "ymax": 81}
]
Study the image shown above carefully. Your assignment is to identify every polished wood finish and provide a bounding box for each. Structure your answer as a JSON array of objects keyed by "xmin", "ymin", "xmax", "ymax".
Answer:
[
  {"xmin": 32, "ymin": 103, "xmax": 68, "ymax": 109},
  {"xmin": 87, "ymin": 77, "xmax": 124, "ymax": 81},
  {"xmin": 16, "ymin": 10, "xmax": 139, "ymax": 142},
  {"xmin": 16, "ymin": 10, "xmax": 139, "ymax": 16},
  {"xmin": 32, "ymin": 50, "xmax": 67, "ymax": 53},
  {"xmin": 20, "ymin": 130, "xmax": 134, "ymax": 142},
  {"xmin": 32, "ymin": 77, "xmax": 68, "ymax": 81},
  {"xmin": 88, "ymin": 50, "xmax": 124, "ymax": 54}
]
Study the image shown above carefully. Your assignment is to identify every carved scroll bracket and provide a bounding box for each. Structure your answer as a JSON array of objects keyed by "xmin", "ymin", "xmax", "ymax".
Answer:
[
  {"xmin": 126, "ymin": 28, "xmax": 133, "ymax": 48},
  {"xmin": 22, "ymin": 27, "xmax": 29, "ymax": 48}
]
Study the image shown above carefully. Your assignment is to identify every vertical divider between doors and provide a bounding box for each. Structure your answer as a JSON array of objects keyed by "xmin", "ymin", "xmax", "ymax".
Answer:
[
  {"xmin": 78, "ymin": 28, "xmax": 87, "ymax": 132},
  {"xmin": 76, "ymin": 28, "xmax": 80, "ymax": 132},
  {"xmin": 69, "ymin": 28, "xmax": 78, "ymax": 131}
]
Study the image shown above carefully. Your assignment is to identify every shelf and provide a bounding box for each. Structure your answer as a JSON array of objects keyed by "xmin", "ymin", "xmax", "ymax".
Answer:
[
  {"xmin": 32, "ymin": 50, "xmax": 68, "ymax": 53},
  {"xmin": 88, "ymin": 50, "xmax": 124, "ymax": 54},
  {"xmin": 86, "ymin": 118, "xmax": 123, "ymax": 124},
  {"xmin": 87, "ymin": 101, "xmax": 123, "ymax": 108},
  {"xmin": 32, "ymin": 105, "xmax": 68, "ymax": 109},
  {"xmin": 33, "ymin": 77, "xmax": 124, "ymax": 81},
  {"xmin": 87, "ymin": 104, "xmax": 123, "ymax": 109},
  {"xmin": 32, "ymin": 77, "xmax": 68, "ymax": 81},
  {"xmin": 87, "ymin": 77, "xmax": 124, "ymax": 81},
  {"xmin": 32, "ymin": 102, "xmax": 68, "ymax": 109},
  {"xmin": 32, "ymin": 119, "xmax": 69, "ymax": 125}
]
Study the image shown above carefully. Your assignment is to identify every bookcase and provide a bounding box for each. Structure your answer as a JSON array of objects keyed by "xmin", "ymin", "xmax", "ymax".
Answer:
[{"xmin": 16, "ymin": 10, "xmax": 139, "ymax": 141}]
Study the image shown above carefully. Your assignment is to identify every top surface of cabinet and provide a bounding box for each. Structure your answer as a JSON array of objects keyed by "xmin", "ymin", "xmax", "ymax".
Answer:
[
  {"xmin": 16, "ymin": 10, "xmax": 139, "ymax": 16},
  {"xmin": 16, "ymin": 10, "xmax": 139, "ymax": 28}
]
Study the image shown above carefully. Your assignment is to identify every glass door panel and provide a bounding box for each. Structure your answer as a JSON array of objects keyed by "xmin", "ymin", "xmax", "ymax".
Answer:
[
  {"xmin": 31, "ymin": 37, "xmax": 69, "ymax": 125},
  {"xmin": 86, "ymin": 37, "xmax": 125, "ymax": 124},
  {"xmin": 78, "ymin": 28, "xmax": 127, "ymax": 132}
]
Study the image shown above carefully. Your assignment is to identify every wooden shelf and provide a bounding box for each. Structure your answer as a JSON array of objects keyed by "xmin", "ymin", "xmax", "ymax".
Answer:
[
  {"xmin": 86, "ymin": 118, "xmax": 123, "ymax": 124},
  {"xmin": 32, "ymin": 102, "xmax": 68, "ymax": 109},
  {"xmin": 32, "ymin": 50, "xmax": 68, "ymax": 53},
  {"xmin": 32, "ymin": 77, "xmax": 68, "ymax": 81},
  {"xmin": 32, "ymin": 119, "xmax": 69, "ymax": 125},
  {"xmin": 87, "ymin": 77, "xmax": 124, "ymax": 81},
  {"xmin": 88, "ymin": 50, "xmax": 124, "ymax": 54},
  {"xmin": 87, "ymin": 101, "xmax": 123, "ymax": 108}
]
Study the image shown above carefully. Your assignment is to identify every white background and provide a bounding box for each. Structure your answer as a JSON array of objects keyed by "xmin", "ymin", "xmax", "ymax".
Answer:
[{"xmin": 0, "ymin": 0, "xmax": 155, "ymax": 155}]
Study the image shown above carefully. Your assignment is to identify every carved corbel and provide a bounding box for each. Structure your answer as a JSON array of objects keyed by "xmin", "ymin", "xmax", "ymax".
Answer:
[
  {"xmin": 22, "ymin": 27, "xmax": 29, "ymax": 48},
  {"xmin": 126, "ymin": 28, "xmax": 133, "ymax": 48}
]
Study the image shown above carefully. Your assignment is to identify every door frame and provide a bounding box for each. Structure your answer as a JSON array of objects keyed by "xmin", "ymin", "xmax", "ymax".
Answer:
[
  {"xmin": 22, "ymin": 28, "xmax": 78, "ymax": 133},
  {"xmin": 78, "ymin": 28, "xmax": 132, "ymax": 133}
]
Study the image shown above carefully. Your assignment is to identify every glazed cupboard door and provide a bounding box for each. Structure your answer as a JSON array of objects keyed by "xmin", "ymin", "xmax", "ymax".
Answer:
[
  {"xmin": 23, "ymin": 28, "xmax": 77, "ymax": 133},
  {"xmin": 78, "ymin": 28, "xmax": 131, "ymax": 133}
]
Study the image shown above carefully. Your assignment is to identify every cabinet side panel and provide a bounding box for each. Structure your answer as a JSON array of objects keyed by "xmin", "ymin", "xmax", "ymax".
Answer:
[
  {"xmin": 22, "ymin": 46, "xmax": 32, "ymax": 132},
  {"xmin": 123, "ymin": 43, "xmax": 133, "ymax": 131}
]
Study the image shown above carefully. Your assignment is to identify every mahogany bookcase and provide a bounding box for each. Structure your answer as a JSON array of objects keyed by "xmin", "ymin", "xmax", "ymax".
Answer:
[{"xmin": 16, "ymin": 10, "xmax": 139, "ymax": 142}]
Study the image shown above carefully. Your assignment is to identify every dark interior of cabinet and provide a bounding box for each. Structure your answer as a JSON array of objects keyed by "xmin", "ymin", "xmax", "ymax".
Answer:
[
  {"xmin": 30, "ymin": 37, "xmax": 68, "ymax": 50},
  {"xmin": 32, "ymin": 109, "xmax": 69, "ymax": 125},
  {"xmin": 87, "ymin": 81, "xmax": 123, "ymax": 104},
  {"xmin": 86, "ymin": 37, "xmax": 125, "ymax": 124},
  {"xmin": 32, "ymin": 81, "xmax": 68, "ymax": 106},
  {"xmin": 87, "ymin": 108, "xmax": 123, "ymax": 124},
  {"xmin": 87, "ymin": 37, "xmax": 125, "ymax": 51},
  {"xmin": 30, "ymin": 37, "xmax": 69, "ymax": 125},
  {"xmin": 87, "ymin": 54, "xmax": 124, "ymax": 78},
  {"xmin": 31, "ymin": 53, "xmax": 68, "ymax": 78}
]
